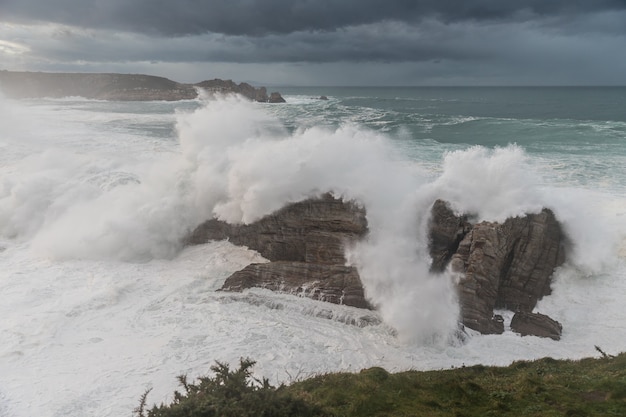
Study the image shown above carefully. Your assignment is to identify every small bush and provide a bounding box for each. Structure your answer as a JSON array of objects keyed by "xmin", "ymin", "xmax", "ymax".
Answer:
[{"xmin": 136, "ymin": 358, "xmax": 323, "ymax": 417}]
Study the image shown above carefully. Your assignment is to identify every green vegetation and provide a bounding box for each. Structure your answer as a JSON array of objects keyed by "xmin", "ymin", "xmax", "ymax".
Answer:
[
  {"xmin": 135, "ymin": 358, "xmax": 321, "ymax": 417},
  {"xmin": 138, "ymin": 352, "xmax": 626, "ymax": 417}
]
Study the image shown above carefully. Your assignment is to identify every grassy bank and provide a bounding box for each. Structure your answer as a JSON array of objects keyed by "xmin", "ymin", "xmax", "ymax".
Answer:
[{"xmin": 138, "ymin": 351, "xmax": 626, "ymax": 416}]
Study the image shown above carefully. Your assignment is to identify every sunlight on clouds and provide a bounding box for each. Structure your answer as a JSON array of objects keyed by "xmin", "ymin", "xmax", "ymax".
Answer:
[{"xmin": 0, "ymin": 39, "xmax": 29, "ymax": 55}]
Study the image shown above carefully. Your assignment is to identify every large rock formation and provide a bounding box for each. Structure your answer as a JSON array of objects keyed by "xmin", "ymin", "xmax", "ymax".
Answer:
[
  {"xmin": 187, "ymin": 195, "xmax": 566, "ymax": 339},
  {"xmin": 0, "ymin": 71, "xmax": 283, "ymax": 103},
  {"xmin": 187, "ymin": 194, "xmax": 371, "ymax": 309},
  {"xmin": 429, "ymin": 200, "xmax": 566, "ymax": 337}
]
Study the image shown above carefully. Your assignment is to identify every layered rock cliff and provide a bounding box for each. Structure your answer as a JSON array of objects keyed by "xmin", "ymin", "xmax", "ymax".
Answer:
[
  {"xmin": 187, "ymin": 195, "xmax": 567, "ymax": 339},
  {"xmin": 0, "ymin": 70, "xmax": 284, "ymax": 102},
  {"xmin": 187, "ymin": 194, "xmax": 371, "ymax": 309},
  {"xmin": 429, "ymin": 200, "xmax": 566, "ymax": 339}
]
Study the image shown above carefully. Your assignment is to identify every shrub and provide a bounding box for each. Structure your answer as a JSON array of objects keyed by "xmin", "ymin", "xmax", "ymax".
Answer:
[{"xmin": 135, "ymin": 358, "xmax": 323, "ymax": 417}]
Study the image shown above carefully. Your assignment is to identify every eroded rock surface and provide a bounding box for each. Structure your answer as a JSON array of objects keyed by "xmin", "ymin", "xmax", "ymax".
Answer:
[
  {"xmin": 428, "ymin": 199, "xmax": 472, "ymax": 273},
  {"xmin": 188, "ymin": 195, "xmax": 566, "ymax": 339},
  {"xmin": 221, "ymin": 262, "xmax": 371, "ymax": 309},
  {"xmin": 429, "ymin": 199, "xmax": 566, "ymax": 338},
  {"xmin": 511, "ymin": 312, "xmax": 563, "ymax": 340},
  {"xmin": 188, "ymin": 194, "xmax": 370, "ymax": 308}
]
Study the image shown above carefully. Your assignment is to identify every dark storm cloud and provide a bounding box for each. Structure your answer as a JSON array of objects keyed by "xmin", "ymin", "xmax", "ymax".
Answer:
[
  {"xmin": 2, "ymin": 0, "xmax": 626, "ymax": 36},
  {"xmin": 2, "ymin": 0, "xmax": 626, "ymax": 85},
  {"xmin": 8, "ymin": 21, "xmax": 490, "ymax": 64}
]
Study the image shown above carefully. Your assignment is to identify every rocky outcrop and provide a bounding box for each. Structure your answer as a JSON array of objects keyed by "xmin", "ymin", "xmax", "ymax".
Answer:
[
  {"xmin": 188, "ymin": 194, "xmax": 371, "ymax": 308},
  {"xmin": 268, "ymin": 92, "xmax": 286, "ymax": 103},
  {"xmin": 221, "ymin": 262, "xmax": 370, "ymax": 309},
  {"xmin": 187, "ymin": 193, "xmax": 367, "ymax": 263},
  {"xmin": 187, "ymin": 195, "xmax": 566, "ymax": 339},
  {"xmin": 429, "ymin": 199, "xmax": 566, "ymax": 338},
  {"xmin": 510, "ymin": 312, "xmax": 562, "ymax": 341},
  {"xmin": 194, "ymin": 79, "xmax": 269, "ymax": 102},
  {"xmin": 0, "ymin": 71, "xmax": 282, "ymax": 103}
]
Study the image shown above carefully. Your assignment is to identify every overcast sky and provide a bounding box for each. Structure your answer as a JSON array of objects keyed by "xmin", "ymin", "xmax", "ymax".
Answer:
[{"xmin": 1, "ymin": 0, "xmax": 626, "ymax": 86}]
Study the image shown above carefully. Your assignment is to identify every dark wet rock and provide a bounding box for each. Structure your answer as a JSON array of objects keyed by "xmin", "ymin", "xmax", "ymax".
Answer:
[
  {"xmin": 194, "ymin": 79, "xmax": 269, "ymax": 102},
  {"xmin": 188, "ymin": 194, "xmax": 370, "ymax": 308},
  {"xmin": 268, "ymin": 92, "xmax": 286, "ymax": 103},
  {"xmin": 188, "ymin": 193, "xmax": 367, "ymax": 264},
  {"xmin": 429, "ymin": 199, "xmax": 566, "ymax": 336},
  {"xmin": 188, "ymin": 195, "xmax": 566, "ymax": 337},
  {"xmin": 221, "ymin": 261, "xmax": 372, "ymax": 309},
  {"xmin": 511, "ymin": 311, "xmax": 563, "ymax": 340},
  {"xmin": 428, "ymin": 200, "xmax": 472, "ymax": 273},
  {"xmin": 319, "ymin": 95, "xmax": 329, "ymax": 100}
]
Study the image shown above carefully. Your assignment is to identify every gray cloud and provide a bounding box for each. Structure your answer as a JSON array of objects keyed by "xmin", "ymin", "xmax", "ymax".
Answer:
[
  {"xmin": 2, "ymin": 0, "xmax": 626, "ymax": 36},
  {"xmin": 1, "ymin": 1, "xmax": 625, "ymax": 85}
]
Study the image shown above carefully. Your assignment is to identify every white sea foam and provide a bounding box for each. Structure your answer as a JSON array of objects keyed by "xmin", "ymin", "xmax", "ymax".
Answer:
[{"xmin": 0, "ymin": 94, "xmax": 625, "ymax": 417}]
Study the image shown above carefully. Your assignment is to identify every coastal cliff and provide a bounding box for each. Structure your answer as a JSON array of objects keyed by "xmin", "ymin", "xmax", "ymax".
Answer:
[{"xmin": 0, "ymin": 70, "xmax": 284, "ymax": 102}]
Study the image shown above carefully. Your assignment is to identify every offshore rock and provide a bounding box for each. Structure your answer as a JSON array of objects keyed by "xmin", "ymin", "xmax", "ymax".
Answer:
[
  {"xmin": 189, "ymin": 195, "xmax": 566, "ymax": 337},
  {"xmin": 188, "ymin": 194, "xmax": 370, "ymax": 308},
  {"xmin": 510, "ymin": 312, "xmax": 562, "ymax": 340},
  {"xmin": 268, "ymin": 92, "xmax": 286, "ymax": 103},
  {"xmin": 221, "ymin": 262, "xmax": 372, "ymax": 309},
  {"xmin": 429, "ymin": 199, "xmax": 566, "ymax": 337},
  {"xmin": 194, "ymin": 79, "xmax": 269, "ymax": 102}
]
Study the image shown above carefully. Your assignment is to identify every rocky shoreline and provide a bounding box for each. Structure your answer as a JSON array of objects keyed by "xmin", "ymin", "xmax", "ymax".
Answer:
[{"xmin": 0, "ymin": 70, "xmax": 285, "ymax": 102}]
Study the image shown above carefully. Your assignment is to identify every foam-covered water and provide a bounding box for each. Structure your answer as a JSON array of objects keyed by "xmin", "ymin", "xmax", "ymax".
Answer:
[{"xmin": 1, "ymin": 88, "xmax": 625, "ymax": 417}]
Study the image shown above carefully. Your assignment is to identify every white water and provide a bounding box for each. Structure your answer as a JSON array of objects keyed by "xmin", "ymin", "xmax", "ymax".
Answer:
[{"xmin": 0, "ymin": 95, "xmax": 625, "ymax": 417}]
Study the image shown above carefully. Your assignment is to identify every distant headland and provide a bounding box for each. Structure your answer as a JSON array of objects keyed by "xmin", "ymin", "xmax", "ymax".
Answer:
[{"xmin": 0, "ymin": 70, "xmax": 285, "ymax": 102}]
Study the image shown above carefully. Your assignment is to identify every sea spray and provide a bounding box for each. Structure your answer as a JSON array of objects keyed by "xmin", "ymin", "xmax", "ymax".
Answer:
[
  {"xmin": 177, "ymin": 97, "xmax": 462, "ymax": 342},
  {"xmin": 2, "ymin": 94, "xmax": 622, "ymax": 338},
  {"xmin": 1, "ymin": 90, "xmax": 626, "ymax": 417}
]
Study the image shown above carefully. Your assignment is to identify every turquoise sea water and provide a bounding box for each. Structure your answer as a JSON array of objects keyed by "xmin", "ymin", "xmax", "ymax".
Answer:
[{"xmin": 274, "ymin": 87, "xmax": 626, "ymax": 191}]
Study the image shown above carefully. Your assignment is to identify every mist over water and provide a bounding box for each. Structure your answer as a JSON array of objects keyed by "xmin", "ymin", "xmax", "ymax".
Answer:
[{"xmin": 1, "ymin": 89, "xmax": 625, "ymax": 417}]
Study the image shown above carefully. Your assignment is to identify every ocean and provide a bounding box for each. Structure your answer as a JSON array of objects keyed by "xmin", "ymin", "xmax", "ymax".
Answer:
[{"xmin": 1, "ymin": 87, "xmax": 625, "ymax": 416}]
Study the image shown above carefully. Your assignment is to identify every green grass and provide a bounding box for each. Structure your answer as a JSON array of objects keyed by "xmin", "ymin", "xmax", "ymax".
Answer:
[{"xmin": 138, "ymin": 352, "xmax": 626, "ymax": 417}]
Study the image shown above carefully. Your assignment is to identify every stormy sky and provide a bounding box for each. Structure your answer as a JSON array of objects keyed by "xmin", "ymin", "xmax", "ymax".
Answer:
[{"xmin": 1, "ymin": 0, "xmax": 625, "ymax": 85}]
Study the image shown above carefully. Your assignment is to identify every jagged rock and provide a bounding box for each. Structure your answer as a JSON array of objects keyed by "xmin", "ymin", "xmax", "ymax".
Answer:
[
  {"xmin": 188, "ymin": 195, "xmax": 566, "ymax": 337},
  {"xmin": 188, "ymin": 194, "xmax": 370, "ymax": 309},
  {"xmin": 511, "ymin": 312, "xmax": 562, "ymax": 340},
  {"xmin": 428, "ymin": 200, "xmax": 472, "ymax": 272},
  {"xmin": 268, "ymin": 92, "xmax": 286, "ymax": 103},
  {"xmin": 188, "ymin": 193, "xmax": 367, "ymax": 264},
  {"xmin": 194, "ymin": 79, "xmax": 269, "ymax": 102},
  {"xmin": 429, "ymin": 199, "xmax": 566, "ymax": 336},
  {"xmin": 319, "ymin": 96, "xmax": 329, "ymax": 100},
  {"xmin": 221, "ymin": 261, "xmax": 372, "ymax": 309}
]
